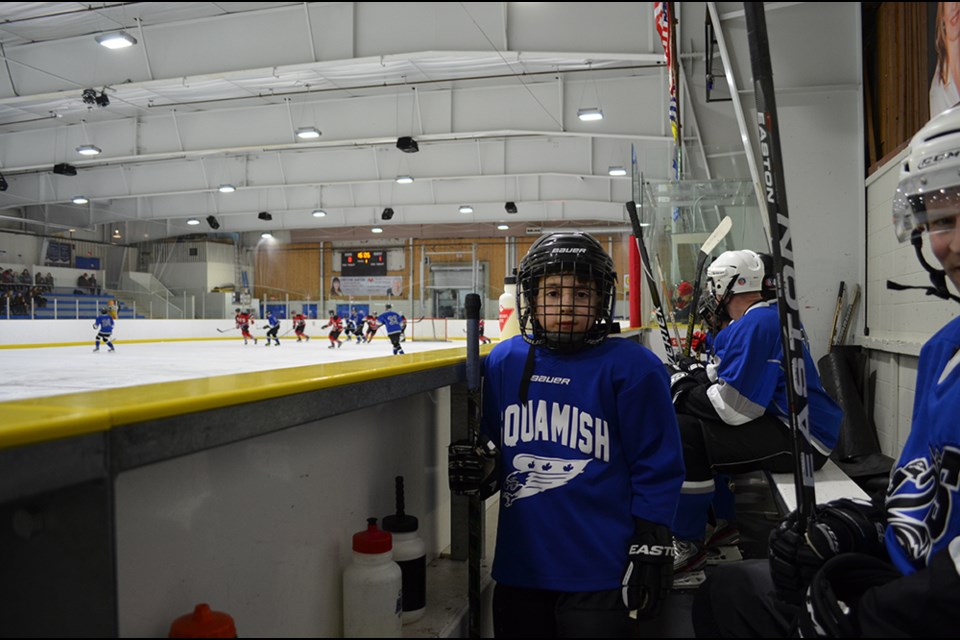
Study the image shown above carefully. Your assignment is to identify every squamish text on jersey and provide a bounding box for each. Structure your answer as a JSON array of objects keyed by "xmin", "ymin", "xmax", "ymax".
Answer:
[{"xmin": 501, "ymin": 399, "xmax": 611, "ymax": 462}]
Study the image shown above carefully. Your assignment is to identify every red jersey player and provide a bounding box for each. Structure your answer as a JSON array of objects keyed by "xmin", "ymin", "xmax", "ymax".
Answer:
[
  {"xmin": 321, "ymin": 310, "xmax": 344, "ymax": 348},
  {"xmin": 293, "ymin": 312, "xmax": 310, "ymax": 342},
  {"xmin": 363, "ymin": 312, "xmax": 379, "ymax": 343},
  {"xmin": 235, "ymin": 308, "xmax": 258, "ymax": 345}
]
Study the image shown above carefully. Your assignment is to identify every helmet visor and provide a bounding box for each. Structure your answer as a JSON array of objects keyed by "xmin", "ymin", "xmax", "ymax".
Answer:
[{"xmin": 893, "ymin": 170, "xmax": 960, "ymax": 241}]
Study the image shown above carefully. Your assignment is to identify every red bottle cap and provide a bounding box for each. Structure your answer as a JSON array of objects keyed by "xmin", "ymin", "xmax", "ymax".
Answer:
[
  {"xmin": 169, "ymin": 603, "xmax": 237, "ymax": 638},
  {"xmin": 353, "ymin": 517, "xmax": 393, "ymax": 554}
]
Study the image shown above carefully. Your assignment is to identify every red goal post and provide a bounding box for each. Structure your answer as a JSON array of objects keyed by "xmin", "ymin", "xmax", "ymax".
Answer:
[{"xmin": 408, "ymin": 317, "xmax": 448, "ymax": 342}]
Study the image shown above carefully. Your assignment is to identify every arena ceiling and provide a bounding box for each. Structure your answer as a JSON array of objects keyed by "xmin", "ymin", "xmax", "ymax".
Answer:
[{"xmin": 0, "ymin": 2, "xmax": 755, "ymax": 244}]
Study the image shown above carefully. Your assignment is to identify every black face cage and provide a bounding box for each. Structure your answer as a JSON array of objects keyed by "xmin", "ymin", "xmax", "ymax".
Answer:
[{"xmin": 516, "ymin": 255, "xmax": 617, "ymax": 351}]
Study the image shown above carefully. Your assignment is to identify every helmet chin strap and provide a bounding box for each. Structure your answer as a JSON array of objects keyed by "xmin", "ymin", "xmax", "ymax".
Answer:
[{"xmin": 886, "ymin": 229, "xmax": 960, "ymax": 303}]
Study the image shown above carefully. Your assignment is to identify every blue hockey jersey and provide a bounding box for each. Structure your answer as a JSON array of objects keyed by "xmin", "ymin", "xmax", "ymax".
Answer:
[
  {"xmin": 885, "ymin": 315, "xmax": 960, "ymax": 575},
  {"xmin": 480, "ymin": 336, "xmax": 684, "ymax": 591}
]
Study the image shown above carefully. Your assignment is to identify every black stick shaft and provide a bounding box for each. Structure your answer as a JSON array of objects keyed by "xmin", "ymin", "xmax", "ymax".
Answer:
[
  {"xmin": 464, "ymin": 293, "xmax": 482, "ymax": 638},
  {"xmin": 626, "ymin": 200, "xmax": 678, "ymax": 364},
  {"xmin": 744, "ymin": 3, "xmax": 816, "ymax": 525}
]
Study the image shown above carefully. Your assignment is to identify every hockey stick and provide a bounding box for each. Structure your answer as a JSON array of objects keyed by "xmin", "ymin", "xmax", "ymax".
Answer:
[
  {"xmin": 655, "ymin": 254, "xmax": 684, "ymax": 353},
  {"xmin": 626, "ymin": 198, "xmax": 679, "ymax": 364},
  {"xmin": 464, "ymin": 293, "xmax": 482, "ymax": 638},
  {"xmin": 407, "ymin": 316, "xmax": 427, "ymax": 324},
  {"xmin": 827, "ymin": 281, "xmax": 846, "ymax": 351},
  {"xmin": 216, "ymin": 326, "xmax": 236, "ymax": 333},
  {"xmin": 684, "ymin": 215, "xmax": 734, "ymax": 356},
  {"xmin": 836, "ymin": 283, "xmax": 860, "ymax": 347},
  {"xmin": 744, "ymin": 2, "xmax": 816, "ymax": 526}
]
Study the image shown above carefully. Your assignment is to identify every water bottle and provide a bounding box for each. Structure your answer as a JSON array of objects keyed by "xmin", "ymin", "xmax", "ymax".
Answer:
[
  {"xmin": 342, "ymin": 518, "xmax": 402, "ymax": 638},
  {"xmin": 381, "ymin": 476, "xmax": 426, "ymax": 624},
  {"xmin": 499, "ymin": 272, "xmax": 520, "ymax": 340}
]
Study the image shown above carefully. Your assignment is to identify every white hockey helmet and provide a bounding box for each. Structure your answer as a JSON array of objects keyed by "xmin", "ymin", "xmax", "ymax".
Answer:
[
  {"xmin": 893, "ymin": 105, "xmax": 960, "ymax": 241},
  {"xmin": 705, "ymin": 249, "xmax": 765, "ymax": 299}
]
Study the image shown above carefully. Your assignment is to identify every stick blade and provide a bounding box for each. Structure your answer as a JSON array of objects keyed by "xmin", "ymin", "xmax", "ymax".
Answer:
[{"xmin": 701, "ymin": 216, "xmax": 733, "ymax": 255}]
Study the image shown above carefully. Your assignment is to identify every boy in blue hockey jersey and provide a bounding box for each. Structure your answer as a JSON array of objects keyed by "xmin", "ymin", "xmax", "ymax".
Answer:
[
  {"xmin": 692, "ymin": 105, "xmax": 960, "ymax": 638},
  {"xmin": 376, "ymin": 304, "xmax": 404, "ymax": 355},
  {"xmin": 262, "ymin": 311, "xmax": 281, "ymax": 346},
  {"xmin": 449, "ymin": 232, "xmax": 684, "ymax": 636},
  {"xmin": 93, "ymin": 308, "xmax": 115, "ymax": 352},
  {"xmin": 666, "ymin": 249, "xmax": 842, "ymax": 575}
]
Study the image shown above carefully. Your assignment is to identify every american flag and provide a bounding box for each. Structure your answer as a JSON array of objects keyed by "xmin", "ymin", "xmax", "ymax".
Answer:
[
  {"xmin": 654, "ymin": 2, "xmax": 681, "ymax": 220},
  {"xmin": 654, "ymin": 2, "xmax": 678, "ymax": 145}
]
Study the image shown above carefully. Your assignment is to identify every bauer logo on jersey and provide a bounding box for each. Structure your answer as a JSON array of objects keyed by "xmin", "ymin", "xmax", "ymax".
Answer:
[
  {"xmin": 501, "ymin": 454, "xmax": 590, "ymax": 507},
  {"xmin": 528, "ymin": 375, "xmax": 571, "ymax": 385}
]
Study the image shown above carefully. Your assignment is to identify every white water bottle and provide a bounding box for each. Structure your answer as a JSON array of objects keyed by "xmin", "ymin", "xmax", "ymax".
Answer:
[
  {"xmin": 382, "ymin": 476, "xmax": 426, "ymax": 624},
  {"xmin": 499, "ymin": 273, "xmax": 520, "ymax": 340},
  {"xmin": 343, "ymin": 518, "xmax": 402, "ymax": 638}
]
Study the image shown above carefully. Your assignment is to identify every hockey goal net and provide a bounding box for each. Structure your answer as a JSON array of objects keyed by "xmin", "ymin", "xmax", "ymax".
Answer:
[{"xmin": 408, "ymin": 317, "xmax": 448, "ymax": 342}]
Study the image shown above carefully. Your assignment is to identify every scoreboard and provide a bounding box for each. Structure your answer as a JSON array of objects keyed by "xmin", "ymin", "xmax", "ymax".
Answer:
[{"xmin": 340, "ymin": 249, "xmax": 387, "ymax": 276}]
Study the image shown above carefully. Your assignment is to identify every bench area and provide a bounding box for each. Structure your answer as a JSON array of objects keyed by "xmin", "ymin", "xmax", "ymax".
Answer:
[{"xmin": 768, "ymin": 459, "xmax": 870, "ymax": 515}]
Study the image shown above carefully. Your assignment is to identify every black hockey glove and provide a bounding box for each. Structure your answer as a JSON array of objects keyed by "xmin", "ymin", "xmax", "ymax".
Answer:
[
  {"xmin": 796, "ymin": 553, "xmax": 899, "ymax": 638},
  {"xmin": 676, "ymin": 356, "xmax": 709, "ymax": 383},
  {"xmin": 448, "ymin": 433, "xmax": 500, "ymax": 499},
  {"xmin": 621, "ymin": 518, "xmax": 673, "ymax": 619},
  {"xmin": 665, "ymin": 364, "xmax": 702, "ymax": 406},
  {"xmin": 769, "ymin": 497, "xmax": 886, "ymax": 606}
]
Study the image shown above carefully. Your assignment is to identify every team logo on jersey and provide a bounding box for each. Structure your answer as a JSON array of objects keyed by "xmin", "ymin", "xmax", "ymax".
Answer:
[
  {"xmin": 886, "ymin": 446, "xmax": 960, "ymax": 567},
  {"xmin": 501, "ymin": 454, "xmax": 590, "ymax": 507}
]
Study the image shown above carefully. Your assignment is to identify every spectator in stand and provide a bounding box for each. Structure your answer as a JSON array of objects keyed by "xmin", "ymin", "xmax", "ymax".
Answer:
[
  {"xmin": 44, "ymin": 273, "xmax": 54, "ymax": 292},
  {"xmin": 18, "ymin": 269, "xmax": 31, "ymax": 291},
  {"xmin": 88, "ymin": 274, "xmax": 99, "ymax": 295},
  {"xmin": 78, "ymin": 273, "xmax": 90, "ymax": 293},
  {"xmin": 30, "ymin": 287, "xmax": 47, "ymax": 309}
]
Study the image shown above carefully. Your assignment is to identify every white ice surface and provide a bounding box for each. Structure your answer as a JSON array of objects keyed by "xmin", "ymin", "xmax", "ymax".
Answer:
[{"xmin": 0, "ymin": 336, "xmax": 463, "ymax": 402}]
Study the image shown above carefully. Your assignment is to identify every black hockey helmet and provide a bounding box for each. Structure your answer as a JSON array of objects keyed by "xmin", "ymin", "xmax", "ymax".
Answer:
[
  {"xmin": 516, "ymin": 232, "xmax": 617, "ymax": 350},
  {"xmin": 100, "ymin": 307, "xmax": 108, "ymax": 314},
  {"xmin": 385, "ymin": 304, "xmax": 392, "ymax": 310},
  {"xmin": 235, "ymin": 308, "xmax": 241, "ymax": 313}
]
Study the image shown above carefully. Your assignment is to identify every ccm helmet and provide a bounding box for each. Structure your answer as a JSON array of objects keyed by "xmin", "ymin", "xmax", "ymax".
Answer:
[
  {"xmin": 516, "ymin": 232, "xmax": 617, "ymax": 350},
  {"xmin": 699, "ymin": 249, "xmax": 765, "ymax": 332},
  {"xmin": 890, "ymin": 105, "xmax": 960, "ymax": 303}
]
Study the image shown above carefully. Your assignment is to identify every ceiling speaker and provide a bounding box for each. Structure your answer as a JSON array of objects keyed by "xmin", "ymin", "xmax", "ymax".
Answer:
[{"xmin": 396, "ymin": 136, "xmax": 419, "ymax": 153}]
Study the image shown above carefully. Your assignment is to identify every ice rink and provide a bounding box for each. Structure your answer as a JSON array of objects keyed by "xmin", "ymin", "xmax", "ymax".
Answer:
[{"xmin": 0, "ymin": 335, "xmax": 466, "ymax": 403}]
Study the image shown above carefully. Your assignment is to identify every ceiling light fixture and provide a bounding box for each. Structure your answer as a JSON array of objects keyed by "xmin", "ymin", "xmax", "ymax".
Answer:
[
  {"xmin": 72, "ymin": 196, "xmax": 89, "ymax": 205},
  {"xmin": 504, "ymin": 201, "xmax": 518, "ymax": 214},
  {"xmin": 381, "ymin": 207, "xmax": 395, "ymax": 220},
  {"xmin": 95, "ymin": 31, "xmax": 137, "ymax": 49},
  {"xmin": 295, "ymin": 126, "xmax": 321, "ymax": 140},
  {"xmin": 497, "ymin": 224, "xmax": 509, "ymax": 230},
  {"xmin": 312, "ymin": 209, "xmax": 327, "ymax": 218},
  {"xmin": 459, "ymin": 205, "xmax": 474, "ymax": 214},
  {"xmin": 608, "ymin": 166, "xmax": 627, "ymax": 176},
  {"xmin": 395, "ymin": 175, "xmax": 414, "ymax": 184},
  {"xmin": 218, "ymin": 184, "xmax": 236, "ymax": 193},
  {"xmin": 261, "ymin": 232, "xmax": 273, "ymax": 239},
  {"xmin": 76, "ymin": 144, "xmax": 102, "ymax": 156},
  {"xmin": 577, "ymin": 107, "xmax": 604, "ymax": 121},
  {"xmin": 371, "ymin": 227, "xmax": 384, "ymax": 234},
  {"xmin": 258, "ymin": 211, "xmax": 273, "ymax": 221},
  {"xmin": 187, "ymin": 218, "xmax": 201, "ymax": 225},
  {"xmin": 112, "ymin": 229, "xmax": 121, "ymax": 238}
]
